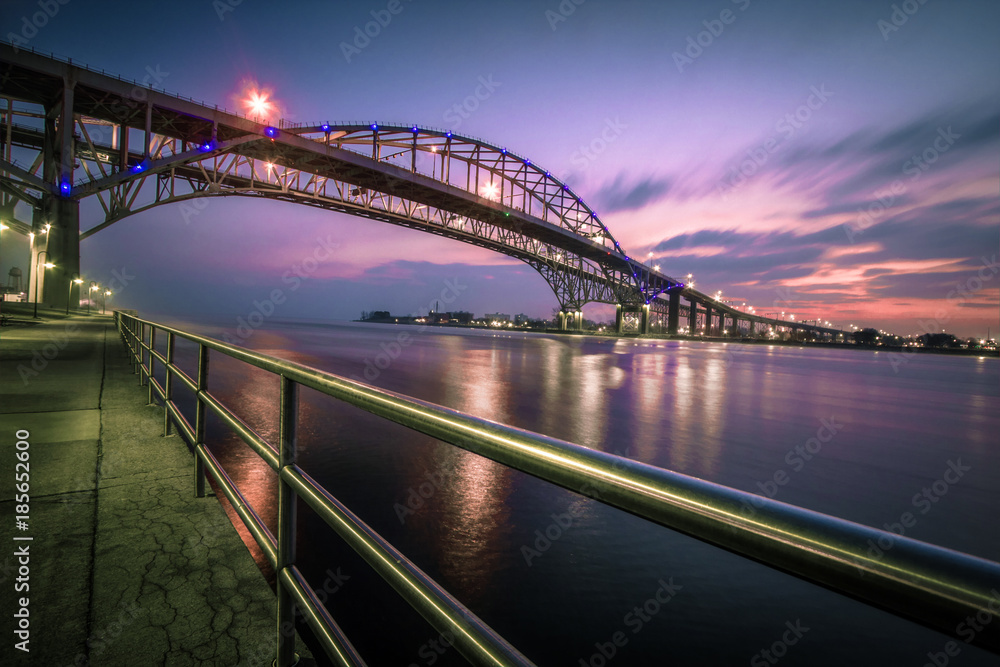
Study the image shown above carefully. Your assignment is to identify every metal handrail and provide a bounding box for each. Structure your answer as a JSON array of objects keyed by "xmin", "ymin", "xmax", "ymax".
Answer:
[{"xmin": 114, "ymin": 312, "xmax": 1000, "ymax": 664}]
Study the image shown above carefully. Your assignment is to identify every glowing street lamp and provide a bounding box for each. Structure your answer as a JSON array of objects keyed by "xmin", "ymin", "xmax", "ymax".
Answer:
[
  {"xmin": 88, "ymin": 282, "xmax": 99, "ymax": 315},
  {"xmin": 33, "ymin": 251, "xmax": 54, "ymax": 318},
  {"xmin": 103, "ymin": 290, "xmax": 112, "ymax": 315},
  {"xmin": 67, "ymin": 274, "xmax": 84, "ymax": 315}
]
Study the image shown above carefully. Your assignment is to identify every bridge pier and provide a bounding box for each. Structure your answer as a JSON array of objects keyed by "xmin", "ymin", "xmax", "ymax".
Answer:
[
  {"xmin": 27, "ymin": 77, "xmax": 80, "ymax": 312},
  {"xmin": 688, "ymin": 300, "xmax": 697, "ymax": 335},
  {"xmin": 667, "ymin": 291, "xmax": 679, "ymax": 335},
  {"xmin": 37, "ymin": 196, "xmax": 80, "ymax": 311},
  {"xmin": 641, "ymin": 304, "xmax": 650, "ymax": 335},
  {"xmin": 615, "ymin": 304, "xmax": 623, "ymax": 334}
]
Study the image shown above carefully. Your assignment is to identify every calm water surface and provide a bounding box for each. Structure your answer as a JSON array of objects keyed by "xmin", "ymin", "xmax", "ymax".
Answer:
[{"xmin": 159, "ymin": 319, "xmax": 999, "ymax": 666}]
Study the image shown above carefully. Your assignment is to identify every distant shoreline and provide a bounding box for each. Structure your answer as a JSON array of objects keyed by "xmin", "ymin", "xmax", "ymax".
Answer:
[{"xmin": 352, "ymin": 318, "xmax": 998, "ymax": 358}]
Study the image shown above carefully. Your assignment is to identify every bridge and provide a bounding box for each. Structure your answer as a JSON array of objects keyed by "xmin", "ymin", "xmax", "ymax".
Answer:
[{"xmin": 0, "ymin": 42, "xmax": 845, "ymax": 339}]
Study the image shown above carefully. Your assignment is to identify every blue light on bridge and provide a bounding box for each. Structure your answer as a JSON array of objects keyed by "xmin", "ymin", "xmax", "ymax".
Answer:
[
  {"xmin": 411, "ymin": 125, "xmax": 419, "ymax": 133},
  {"xmin": 199, "ymin": 141, "xmax": 214, "ymax": 152},
  {"xmin": 129, "ymin": 160, "xmax": 149, "ymax": 174},
  {"xmin": 320, "ymin": 123, "xmax": 331, "ymax": 132},
  {"xmin": 370, "ymin": 123, "xmax": 378, "ymax": 131},
  {"xmin": 264, "ymin": 126, "xmax": 278, "ymax": 138},
  {"xmin": 501, "ymin": 148, "xmax": 507, "ymax": 154},
  {"xmin": 524, "ymin": 159, "xmax": 531, "ymax": 165},
  {"xmin": 59, "ymin": 181, "xmax": 71, "ymax": 196},
  {"xmin": 445, "ymin": 131, "xmax": 452, "ymax": 138}
]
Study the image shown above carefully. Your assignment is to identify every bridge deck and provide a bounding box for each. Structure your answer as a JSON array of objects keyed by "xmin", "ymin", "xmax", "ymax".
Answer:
[{"xmin": 0, "ymin": 309, "xmax": 313, "ymax": 666}]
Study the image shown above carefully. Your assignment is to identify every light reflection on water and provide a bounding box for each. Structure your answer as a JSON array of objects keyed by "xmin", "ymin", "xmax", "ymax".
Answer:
[{"xmin": 177, "ymin": 319, "xmax": 999, "ymax": 666}]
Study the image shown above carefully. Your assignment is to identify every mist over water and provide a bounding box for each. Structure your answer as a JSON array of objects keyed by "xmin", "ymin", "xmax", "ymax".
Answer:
[{"xmin": 166, "ymin": 318, "xmax": 999, "ymax": 666}]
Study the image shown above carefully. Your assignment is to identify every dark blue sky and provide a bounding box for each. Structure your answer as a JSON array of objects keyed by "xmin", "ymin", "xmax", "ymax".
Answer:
[{"xmin": 2, "ymin": 0, "xmax": 997, "ymax": 336}]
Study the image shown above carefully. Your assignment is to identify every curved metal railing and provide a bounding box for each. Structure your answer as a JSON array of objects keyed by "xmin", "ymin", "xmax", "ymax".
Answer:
[{"xmin": 114, "ymin": 312, "xmax": 1000, "ymax": 665}]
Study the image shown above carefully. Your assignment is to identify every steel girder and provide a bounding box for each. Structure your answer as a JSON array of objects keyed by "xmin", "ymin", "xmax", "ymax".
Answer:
[{"xmin": 2, "ymin": 45, "xmax": 844, "ymax": 337}]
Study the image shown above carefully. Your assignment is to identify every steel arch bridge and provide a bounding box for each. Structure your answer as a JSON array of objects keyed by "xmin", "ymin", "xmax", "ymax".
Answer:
[{"xmin": 0, "ymin": 43, "xmax": 843, "ymax": 339}]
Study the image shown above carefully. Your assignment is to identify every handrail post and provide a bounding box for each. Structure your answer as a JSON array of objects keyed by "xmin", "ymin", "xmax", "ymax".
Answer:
[
  {"xmin": 194, "ymin": 343, "xmax": 209, "ymax": 498},
  {"xmin": 135, "ymin": 322, "xmax": 143, "ymax": 376},
  {"xmin": 146, "ymin": 326, "xmax": 156, "ymax": 404},
  {"xmin": 163, "ymin": 331, "xmax": 174, "ymax": 436},
  {"xmin": 276, "ymin": 375, "xmax": 298, "ymax": 667}
]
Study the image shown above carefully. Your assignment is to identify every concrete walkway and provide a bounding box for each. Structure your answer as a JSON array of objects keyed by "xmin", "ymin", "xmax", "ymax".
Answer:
[{"xmin": 1, "ymin": 310, "xmax": 314, "ymax": 666}]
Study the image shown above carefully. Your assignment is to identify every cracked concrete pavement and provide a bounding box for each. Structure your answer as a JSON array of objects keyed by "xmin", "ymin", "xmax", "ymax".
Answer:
[{"xmin": 1, "ymin": 311, "xmax": 315, "ymax": 666}]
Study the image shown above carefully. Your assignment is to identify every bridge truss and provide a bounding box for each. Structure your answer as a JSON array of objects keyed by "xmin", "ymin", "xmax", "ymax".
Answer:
[{"xmin": 0, "ymin": 42, "xmax": 842, "ymax": 339}]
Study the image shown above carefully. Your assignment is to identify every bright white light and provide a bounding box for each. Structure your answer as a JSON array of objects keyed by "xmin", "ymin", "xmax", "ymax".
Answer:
[
  {"xmin": 244, "ymin": 89, "xmax": 274, "ymax": 119},
  {"xmin": 481, "ymin": 181, "xmax": 500, "ymax": 200}
]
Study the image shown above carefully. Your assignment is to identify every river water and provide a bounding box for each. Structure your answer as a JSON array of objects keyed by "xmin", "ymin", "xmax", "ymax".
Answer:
[{"xmin": 159, "ymin": 319, "xmax": 999, "ymax": 666}]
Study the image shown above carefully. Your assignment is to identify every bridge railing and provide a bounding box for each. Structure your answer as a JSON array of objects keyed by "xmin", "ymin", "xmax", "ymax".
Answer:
[{"xmin": 114, "ymin": 312, "xmax": 1000, "ymax": 665}]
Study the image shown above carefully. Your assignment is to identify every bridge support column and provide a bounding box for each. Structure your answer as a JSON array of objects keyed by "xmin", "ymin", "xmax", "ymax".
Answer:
[
  {"xmin": 34, "ymin": 75, "xmax": 79, "ymax": 312},
  {"xmin": 40, "ymin": 195, "xmax": 80, "ymax": 311},
  {"xmin": 704, "ymin": 306, "xmax": 713, "ymax": 336},
  {"xmin": 615, "ymin": 304, "xmax": 623, "ymax": 334},
  {"xmin": 575, "ymin": 310, "xmax": 583, "ymax": 331},
  {"xmin": 641, "ymin": 304, "xmax": 650, "ymax": 335},
  {"xmin": 558, "ymin": 311, "xmax": 567, "ymax": 331},
  {"xmin": 667, "ymin": 291, "xmax": 679, "ymax": 335},
  {"xmin": 688, "ymin": 300, "xmax": 697, "ymax": 335}
]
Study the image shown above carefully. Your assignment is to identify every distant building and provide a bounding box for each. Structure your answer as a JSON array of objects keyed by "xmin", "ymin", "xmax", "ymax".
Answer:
[
  {"xmin": 514, "ymin": 313, "xmax": 530, "ymax": 325},
  {"xmin": 450, "ymin": 311, "xmax": 474, "ymax": 324},
  {"xmin": 484, "ymin": 312, "xmax": 510, "ymax": 323}
]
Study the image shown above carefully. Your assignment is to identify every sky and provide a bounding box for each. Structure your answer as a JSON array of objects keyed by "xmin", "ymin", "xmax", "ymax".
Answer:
[{"xmin": 1, "ymin": 0, "xmax": 998, "ymax": 338}]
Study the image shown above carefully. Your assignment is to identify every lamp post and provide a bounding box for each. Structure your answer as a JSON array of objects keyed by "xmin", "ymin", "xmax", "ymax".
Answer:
[
  {"xmin": 88, "ymin": 282, "xmax": 99, "ymax": 315},
  {"xmin": 67, "ymin": 274, "xmax": 83, "ymax": 315},
  {"xmin": 103, "ymin": 289, "xmax": 112, "ymax": 315},
  {"xmin": 33, "ymin": 251, "xmax": 54, "ymax": 318}
]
